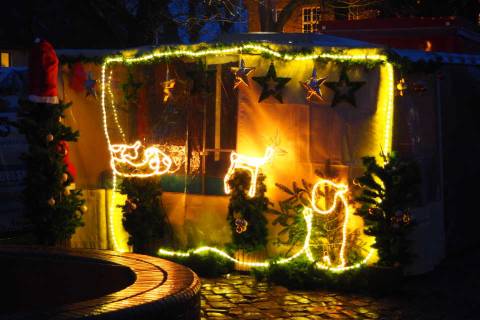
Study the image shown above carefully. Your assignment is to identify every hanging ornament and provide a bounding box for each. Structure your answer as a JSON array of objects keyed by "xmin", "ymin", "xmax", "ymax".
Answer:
[
  {"xmin": 56, "ymin": 142, "xmax": 67, "ymax": 156},
  {"xmin": 62, "ymin": 173, "xmax": 69, "ymax": 182},
  {"xmin": 299, "ymin": 68, "xmax": 327, "ymax": 103},
  {"xmin": 122, "ymin": 71, "xmax": 142, "ymax": 104},
  {"xmin": 68, "ymin": 62, "xmax": 87, "ymax": 93},
  {"xmin": 80, "ymin": 205, "xmax": 88, "ymax": 213},
  {"xmin": 48, "ymin": 198, "xmax": 56, "ymax": 206},
  {"xmin": 324, "ymin": 68, "xmax": 365, "ymax": 108},
  {"xmin": 235, "ymin": 218, "xmax": 248, "ymax": 234},
  {"xmin": 46, "ymin": 133, "xmax": 54, "ymax": 143},
  {"xmin": 252, "ymin": 62, "xmax": 291, "ymax": 103},
  {"xmin": 396, "ymin": 78, "xmax": 408, "ymax": 96},
  {"xmin": 58, "ymin": 141, "xmax": 76, "ymax": 180},
  {"xmin": 161, "ymin": 65, "xmax": 176, "ymax": 103},
  {"xmin": 230, "ymin": 59, "xmax": 255, "ymax": 89},
  {"xmin": 186, "ymin": 61, "xmax": 215, "ymax": 96},
  {"xmin": 84, "ymin": 71, "xmax": 97, "ymax": 98},
  {"xmin": 126, "ymin": 198, "xmax": 137, "ymax": 212}
]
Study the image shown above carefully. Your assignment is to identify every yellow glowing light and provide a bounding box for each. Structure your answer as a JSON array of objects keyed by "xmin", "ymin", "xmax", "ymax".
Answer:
[
  {"xmin": 162, "ymin": 79, "xmax": 176, "ymax": 103},
  {"xmin": 310, "ymin": 179, "xmax": 350, "ymax": 268},
  {"xmin": 100, "ymin": 43, "xmax": 393, "ymax": 262},
  {"xmin": 110, "ymin": 141, "xmax": 173, "ymax": 178},
  {"xmin": 158, "ymin": 205, "xmax": 373, "ymax": 272},
  {"xmin": 158, "ymin": 179, "xmax": 373, "ymax": 272},
  {"xmin": 383, "ymin": 63, "xmax": 395, "ymax": 155},
  {"xmin": 107, "ymin": 70, "xmax": 126, "ymax": 142},
  {"xmin": 224, "ymin": 147, "xmax": 275, "ymax": 198}
]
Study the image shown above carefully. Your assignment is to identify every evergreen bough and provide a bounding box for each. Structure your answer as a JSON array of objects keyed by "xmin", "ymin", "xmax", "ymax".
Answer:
[
  {"xmin": 119, "ymin": 177, "xmax": 170, "ymax": 255},
  {"xmin": 355, "ymin": 153, "xmax": 421, "ymax": 267},
  {"xmin": 227, "ymin": 170, "xmax": 271, "ymax": 252},
  {"xmin": 15, "ymin": 100, "xmax": 84, "ymax": 245}
]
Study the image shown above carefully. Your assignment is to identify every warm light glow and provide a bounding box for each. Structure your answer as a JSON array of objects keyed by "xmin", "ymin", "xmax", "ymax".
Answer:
[
  {"xmin": 310, "ymin": 179, "xmax": 350, "ymax": 268},
  {"xmin": 383, "ymin": 63, "xmax": 395, "ymax": 155},
  {"xmin": 158, "ymin": 179, "xmax": 373, "ymax": 272},
  {"xmin": 110, "ymin": 141, "xmax": 173, "ymax": 178},
  {"xmin": 100, "ymin": 43, "xmax": 393, "ymax": 263},
  {"xmin": 107, "ymin": 70, "xmax": 126, "ymax": 142},
  {"xmin": 224, "ymin": 147, "xmax": 275, "ymax": 197}
]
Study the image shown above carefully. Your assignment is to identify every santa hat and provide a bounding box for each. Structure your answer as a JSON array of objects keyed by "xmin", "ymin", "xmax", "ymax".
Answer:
[{"xmin": 28, "ymin": 39, "xmax": 59, "ymax": 104}]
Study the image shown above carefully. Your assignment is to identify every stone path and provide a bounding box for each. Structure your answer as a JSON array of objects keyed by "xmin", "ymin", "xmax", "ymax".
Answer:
[{"xmin": 200, "ymin": 274, "xmax": 412, "ymax": 320}]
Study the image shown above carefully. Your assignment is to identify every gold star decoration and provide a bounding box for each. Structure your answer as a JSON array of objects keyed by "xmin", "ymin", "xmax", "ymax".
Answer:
[
  {"xmin": 252, "ymin": 62, "xmax": 291, "ymax": 103},
  {"xmin": 161, "ymin": 67, "xmax": 176, "ymax": 103},
  {"xmin": 230, "ymin": 59, "xmax": 255, "ymax": 89},
  {"xmin": 299, "ymin": 68, "xmax": 327, "ymax": 102}
]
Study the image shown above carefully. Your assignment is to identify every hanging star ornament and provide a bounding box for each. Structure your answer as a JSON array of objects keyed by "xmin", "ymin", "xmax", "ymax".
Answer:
[
  {"xmin": 161, "ymin": 67, "xmax": 175, "ymax": 103},
  {"xmin": 186, "ymin": 61, "xmax": 215, "ymax": 96},
  {"xmin": 299, "ymin": 68, "xmax": 327, "ymax": 102},
  {"xmin": 252, "ymin": 62, "xmax": 291, "ymax": 103},
  {"xmin": 324, "ymin": 68, "xmax": 365, "ymax": 108},
  {"xmin": 162, "ymin": 79, "xmax": 176, "ymax": 103},
  {"xmin": 230, "ymin": 59, "xmax": 255, "ymax": 89},
  {"xmin": 85, "ymin": 72, "xmax": 97, "ymax": 98}
]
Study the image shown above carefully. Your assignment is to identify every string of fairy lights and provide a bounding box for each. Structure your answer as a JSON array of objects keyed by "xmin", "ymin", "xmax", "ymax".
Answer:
[{"xmin": 100, "ymin": 42, "xmax": 395, "ymax": 269}]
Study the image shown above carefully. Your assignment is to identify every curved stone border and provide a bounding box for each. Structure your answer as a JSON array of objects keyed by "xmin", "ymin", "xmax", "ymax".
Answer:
[{"xmin": 0, "ymin": 246, "xmax": 201, "ymax": 320}]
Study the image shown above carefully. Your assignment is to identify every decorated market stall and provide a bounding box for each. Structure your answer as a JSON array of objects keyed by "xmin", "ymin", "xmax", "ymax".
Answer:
[{"xmin": 62, "ymin": 33, "xmax": 400, "ymax": 273}]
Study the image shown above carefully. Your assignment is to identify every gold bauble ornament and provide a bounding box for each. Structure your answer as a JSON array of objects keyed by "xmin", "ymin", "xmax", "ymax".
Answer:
[
  {"xmin": 62, "ymin": 173, "xmax": 69, "ymax": 182},
  {"xmin": 130, "ymin": 203, "xmax": 137, "ymax": 210},
  {"xmin": 46, "ymin": 134, "xmax": 54, "ymax": 142},
  {"xmin": 80, "ymin": 205, "xmax": 88, "ymax": 213},
  {"xmin": 48, "ymin": 198, "xmax": 56, "ymax": 206}
]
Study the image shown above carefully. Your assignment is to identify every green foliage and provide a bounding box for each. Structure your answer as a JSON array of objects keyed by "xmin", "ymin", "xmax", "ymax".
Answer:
[
  {"xmin": 226, "ymin": 170, "xmax": 271, "ymax": 252},
  {"xmin": 272, "ymin": 167, "xmax": 367, "ymax": 266},
  {"xmin": 252, "ymin": 257, "xmax": 401, "ymax": 294},
  {"xmin": 158, "ymin": 251, "xmax": 234, "ymax": 278},
  {"xmin": 14, "ymin": 100, "xmax": 84, "ymax": 245},
  {"xmin": 355, "ymin": 153, "xmax": 421, "ymax": 267},
  {"xmin": 119, "ymin": 177, "xmax": 171, "ymax": 255}
]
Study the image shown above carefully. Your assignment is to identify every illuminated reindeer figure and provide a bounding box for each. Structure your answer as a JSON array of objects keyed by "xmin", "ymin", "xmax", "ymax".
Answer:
[
  {"xmin": 110, "ymin": 141, "xmax": 173, "ymax": 178},
  {"xmin": 224, "ymin": 147, "xmax": 275, "ymax": 198}
]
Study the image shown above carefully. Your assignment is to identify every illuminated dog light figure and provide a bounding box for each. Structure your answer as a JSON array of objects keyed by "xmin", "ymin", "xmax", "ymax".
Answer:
[
  {"xmin": 110, "ymin": 141, "xmax": 173, "ymax": 178},
  {"xmin": 309, "ymin": 179, "xmax": 350, "ymax": 268},
  {"xmin": 224, "ymin": 147, "xmax": 275, "ymax": 198}
]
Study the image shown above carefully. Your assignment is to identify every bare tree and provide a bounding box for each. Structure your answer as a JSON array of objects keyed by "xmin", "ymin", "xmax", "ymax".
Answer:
[{"xmin": 246, "ymin": 0, "xmax": 381, "ymax": 32}]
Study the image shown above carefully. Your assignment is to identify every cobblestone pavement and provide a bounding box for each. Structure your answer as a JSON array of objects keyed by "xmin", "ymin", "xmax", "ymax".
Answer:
[
  {"xmin": 200, "ymin": 249, "xmax": 480, "ymax": 320},
  {"xmin": 201, "ymin": 274, "xmax": 410, "ymax": 320}
]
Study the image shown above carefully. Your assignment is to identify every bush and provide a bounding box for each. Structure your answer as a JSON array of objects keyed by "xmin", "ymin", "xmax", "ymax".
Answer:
[
  {"xmin": 252, "ymin": 257, "xmax": 401, "ymax": 294},
  {"xmin": 158, "ymin": 250, "xmax": 234, "ymax": 277},
  {"xmin": 355, "ymin": 153, "xmax": 421, "ymax": 267},
  {"xmin": 119, "ymin": 177, "xmax": 171, "ymax": 255},
  {"xmin": 226, "ymin": 170, "xmax": 271, "ymax": 252}
]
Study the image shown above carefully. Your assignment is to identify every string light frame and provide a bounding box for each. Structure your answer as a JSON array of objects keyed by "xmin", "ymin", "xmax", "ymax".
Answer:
[
  {"xmin": 159, "ymin": 184, "xmax": 375, "ymax": 272},
  {"xmin": 110, "ymin": 141, "xmax": 173, "ymax": 178},
  {"xmin": 224, "ymin": 147, "xmax": 275, "ymax": 198},
  {"xmin": 100, "ymin": 42, "xmax": 395, "ymax": 259}
]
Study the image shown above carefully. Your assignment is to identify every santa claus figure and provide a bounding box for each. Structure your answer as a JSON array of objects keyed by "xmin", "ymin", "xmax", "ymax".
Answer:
[
  {"xmin": 28, "ymin": 39, "xmax": 77, "ymax": 181},
  {"xmin": 28, "ymin": 38, "xmax": 59, "ymax": 104}
]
